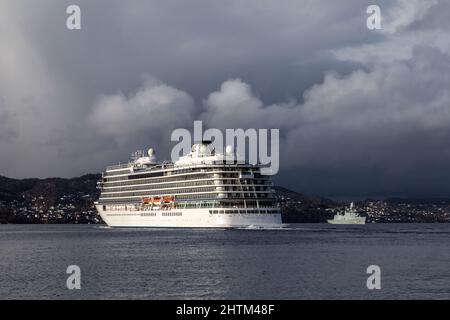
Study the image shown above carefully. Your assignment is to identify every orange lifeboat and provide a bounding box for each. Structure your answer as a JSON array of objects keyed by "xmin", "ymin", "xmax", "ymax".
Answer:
[
  {"xmin": 142, "ymin": 196, "xmax": 162, "ymax": 205},
  {"xmin": 142, "ymin": 196, "xmax": 152, "ymax": 204},
  {"xmin": 162, "ymin": 195, "xmax": 175, "ymax": 203}
]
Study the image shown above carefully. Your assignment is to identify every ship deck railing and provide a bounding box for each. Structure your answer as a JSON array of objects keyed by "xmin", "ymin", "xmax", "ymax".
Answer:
[
  {"xmin": 106, "ymin": 161, "xmax": 262, "ymax": 172},
  {"xmin": 106, "ymin": 163, "xmax": 132, "ymax": 170}
]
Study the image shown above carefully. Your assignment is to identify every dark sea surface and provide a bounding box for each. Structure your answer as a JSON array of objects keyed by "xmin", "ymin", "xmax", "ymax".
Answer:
[{"xmin": 0, "ymin": 223, "xmax": 449, "ymax": 299}]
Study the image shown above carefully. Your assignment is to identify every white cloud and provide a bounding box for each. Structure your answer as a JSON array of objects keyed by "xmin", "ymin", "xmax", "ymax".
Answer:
[
  {"xmin": 89, "ymin": 76, "xmax": 196, "ymax": 144},
  {"xmin": 382, "ymin": 0, "xmax": 439, "ymax": 34},
  {"xmin": 202, "ymin": 78, "xmax": 299, "ymax": 130}
]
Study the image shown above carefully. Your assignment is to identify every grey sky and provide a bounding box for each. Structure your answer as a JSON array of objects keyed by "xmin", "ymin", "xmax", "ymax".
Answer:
[{"xmin": 0, "ymin": 0, "xmax": 449, "ymax": 198}]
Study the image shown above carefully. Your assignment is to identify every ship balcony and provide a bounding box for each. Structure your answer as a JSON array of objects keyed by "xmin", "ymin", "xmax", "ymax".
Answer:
[{"xmin": 239, "ymin": 172, "xmax": 254, "ymax": 179}]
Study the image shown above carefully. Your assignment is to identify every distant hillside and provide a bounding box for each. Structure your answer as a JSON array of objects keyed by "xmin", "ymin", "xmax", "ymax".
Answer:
[
  {"xmin": 273, "ymin": 186, "xmax": 337, "ymax": 222},
  {"xmin": 386, "ymin": 198, "xmax": 450, "ymax": 205},
  {"xmin": 0, "ymin": 174, "xmax": 101, "ymax": 224},
  {"xmin": 274, "ymin": 186, "xmax": 335, "ymax": 206},
  {"xmin": 0, "ymin": 174, "xmax": 100, "ymax": 202},
  {"xmin": 0, "ymin": 176, "xmax": 40, "ymax": 202}
]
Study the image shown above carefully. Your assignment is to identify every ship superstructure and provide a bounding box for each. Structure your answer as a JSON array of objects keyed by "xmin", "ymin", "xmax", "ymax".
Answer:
[{"xmin": 95, "ymin": 141, "xmax": 282, "ymax": 228}]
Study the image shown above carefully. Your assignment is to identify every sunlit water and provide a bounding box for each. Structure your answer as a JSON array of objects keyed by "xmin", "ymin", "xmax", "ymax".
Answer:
[{"xmin": 0, "ymin": 223, "xmax": 449, "ymax": 299}]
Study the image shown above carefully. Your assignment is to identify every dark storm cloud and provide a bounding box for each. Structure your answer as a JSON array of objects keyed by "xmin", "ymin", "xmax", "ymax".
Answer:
[
  {"xmin": 0, "ymin": 0, "xmax": 449, "ymax": 197},
  {"xmin": 0, "ymin": 98, "xmax": 17, "ymax": 142}
]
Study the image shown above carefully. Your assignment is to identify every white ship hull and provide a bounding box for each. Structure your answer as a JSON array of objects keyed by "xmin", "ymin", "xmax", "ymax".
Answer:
[{"xmin": 96, "ymin": 205, "xmax": 282, "ymax": 228}]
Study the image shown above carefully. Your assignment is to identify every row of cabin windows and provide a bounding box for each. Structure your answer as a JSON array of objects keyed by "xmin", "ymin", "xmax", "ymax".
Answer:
[
  {"xmin": 103, "ymin": 173, "xmax": 214, "ymax": 184},
  {"xmin": 104, "ymin": 169, "xmax": 270, "ymax": 182},
  {"xmin": 100, "ymin": 193, "xmax": 274, "ymax": 204},
  {"xmin": 103, "ymin": 180, "xmax": 216, "ymax": 192},
  {"xmin": 103, "ymin": 166, "xmax": 242, "ymax": 178},
  {"xmin": 104, "ymin": 172, "xmax": 243, "ymax": 182},
  {"xmin": 100, "ymin": 194, "xmax": 217, "ymax": 203},
  {"xmin": 102, "ymin": 181, "xmax": 271, "ymax": 193},
  {"xmin": 103, "ymin": 174, "xmax": 269, "ymax": 187},
  {"xmin": 209, "ymin": 209, "xmax": 279, "ymax": 214},
  {"xmin": 100, "ymin": 199, "xmax": 277, "ymax": 209},
  {"xmin": 101, "ymin": 187, "xmax": 216, "ymax": 198},
  {"xmin": 162, "ymin": 212, "xmax": 182, "ymax": 216},
  {"xmin": 100, "ymin": 189, "xmax": 274, "ymax": 199}
]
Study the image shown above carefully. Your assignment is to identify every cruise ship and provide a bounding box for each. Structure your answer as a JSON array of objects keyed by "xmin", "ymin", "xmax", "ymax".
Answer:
[{"xmin": 95, "ymin": 141, "xmax": 282, "ymax": 228}]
